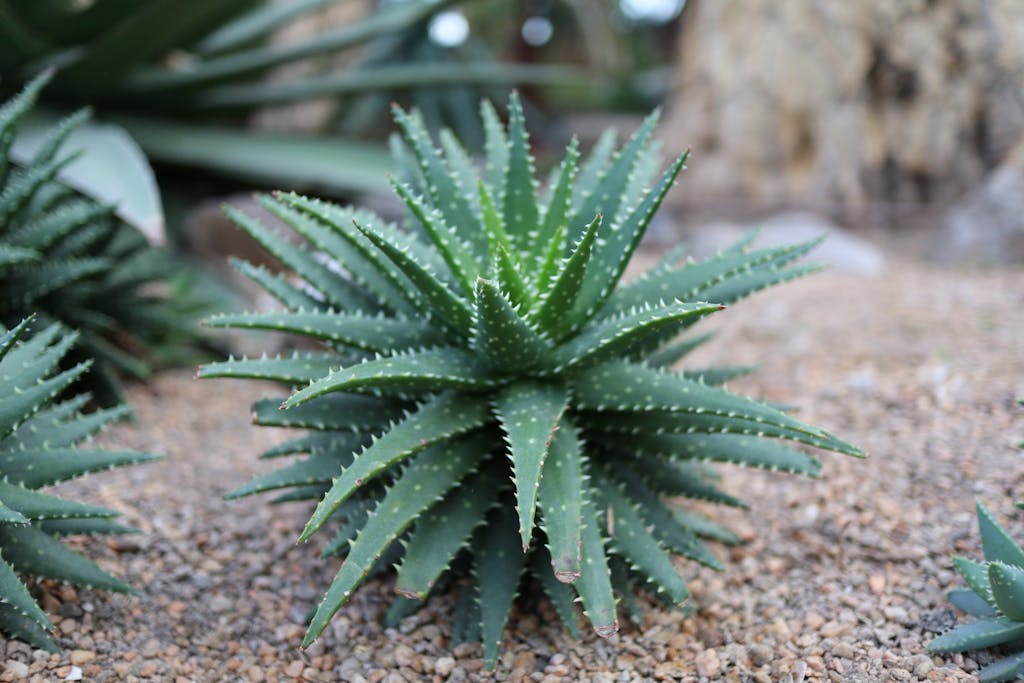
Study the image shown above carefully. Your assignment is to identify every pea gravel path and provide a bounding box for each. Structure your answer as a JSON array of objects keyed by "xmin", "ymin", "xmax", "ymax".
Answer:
[{"xmin": 2, "ymin": 254, "xmax": 1022, "ymax": 683}]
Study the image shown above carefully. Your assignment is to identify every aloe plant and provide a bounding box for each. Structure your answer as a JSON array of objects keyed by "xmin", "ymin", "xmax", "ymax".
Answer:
[
  {"xmin": 1, "ymin": 75, "xmax": 212, "ymax": 405},
  {"xmin": 929, "ymin": 499, "xmax": 1024, "ymax": 682},
  {"xmin": 0, "ymin": 317, "xmax": 158, "ymax": 652},
  {"xmin": 930, "ymin": 401, "xmax": 1024, "ymax": 682},
  {"xmin": 201, "ymin": 93, "xmax": 861, "ymax": 666}
]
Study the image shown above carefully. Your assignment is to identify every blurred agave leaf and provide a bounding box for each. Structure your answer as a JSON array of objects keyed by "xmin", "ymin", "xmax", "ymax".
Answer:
[
  {"xmin": 114, "ymin": 115, "xmax": 391, "ymax": 194},
  {"xmin": 191, "ymin": 62, "xmax": 584, "ymax": 109},
  {"xmin": 0, "ymin": 0, "xmax": 586, "ymax": 198},
  {"xmin": 10, "ymin": 110, "xmax": 165, "ymax": 245}
]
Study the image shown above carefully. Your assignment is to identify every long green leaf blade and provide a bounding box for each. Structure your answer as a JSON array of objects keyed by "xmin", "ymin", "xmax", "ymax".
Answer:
[
  {"xmin": 494, "ymin": 381, "xmax": 569, "ymax": 550},
  {"xmin": 476, "ymin": 504, "xmax": 525, "ymax": 669},
  {"xmin": 394, "ymin": 467, "xmax": 499, "ymax": 599},
  {"xmin": 550, "ymin": 301, "xmax": 722, "ymax": 372},
  {"xmin": 596, "ymin": 479, "xmax": 690, "ymax": 606},
  {"xmin": 575, "ymin": 497, "xmax": 618, "ymax": 638},
  {"xmin": 204, "ymin": 310, "xmax": 440, "ymax": 353},
  {"xmin": 537, "ymin": 415, "xmax": 585, "ymax": 582},
  {"xmin": 501, "ymin": 92, "xmax": 538, "ymax": 253},
  {"xmin": 298, "ymin": 393, "xmax": 490, "ymax": 540},
  {"xmin": 977, "ymin": 500, "xmax": 1024, "ymax": 566},
  {"xmin": 283, "ymin": 347, "xmax": 495, "ymax": 407},
  {"xmin": 0, "ymin": 525, "xmax": 132, "ymax": 593},
  {"xmin": 302, "ymin": 435, "xmax": 480, "ymax": 646}
]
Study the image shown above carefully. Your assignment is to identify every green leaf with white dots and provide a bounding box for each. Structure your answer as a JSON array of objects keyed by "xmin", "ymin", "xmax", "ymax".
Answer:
[
  {"xmin": 0, "ymin": 318, "xmax": 33, "ymax": 363},
  {"xmin": 203, "ymin": 310, "xmax": 441, "ymax": 353},
  {"xmin": 0, "ymin": 449, "xmax": 159, "ymax": 489},
  {"xmin": 646, "ymin": 332, "xmax": 716, "ymax": 369},
  {"xmin": 530, "ymin": 546, "xmax": 579, "ymax": 638},
  {"xmin": 257, "ymin": 398, "xmax": 385, "ymax": 434},
  {"xmin": 571, "ymin": 153, "xmax": 687, "ymax": 322},
  {"xmin": 303, "ymin": 436, "xmax": 481, "ymax": 646},
  {"xmin": 604, "ymin": 466, "xmax": 721, "ymax": 570},
  {"xmin": 494, "ymin": 380, "xmax": 569, "ymax": 551},
  {"xmin": 395, "ymin": 466, "xmax": 500, "ymax": 599},
  {"xmin": 954, "ymin": 556, "xmax": 995, "ymax": 605},
  {"xmin": 928, "ymin": 617, "xmax": 1024, "ymax": 654},
  {"xmin": 480, "ymin": 99, "xmax": 508, "ymax": 201},
  {"xmin": 567, "ymin": 110, "xmax": 659, "ymax": 245},
  {"xmin": 252, "ymin": 394, "xmax": 406, "ymax": 431},
  {"xmin": 0, "ymin": 558, "xmax": 50, "ymax": 632},
  {"xmin": 478, "ymin": 182, "xmax": 529, "ymax": 307},
  {"xmin": 266, "ymin": 194, "xmax": 421, "ymax": 316},
  {"xmin": 581, "ymin": 409, "xmax": 857, "ymax": 456},
  {"xmin": 354, "ymin": 221, "xmax": 474, "ymax": 337},
  {"xmin": 472, "ymin": 278, "xmax": 551, "ymax": 373},
  {"xmin": 298, "ymin": 393, "xmax": 490, "ymax": 541},
  {"xmin": 2, "ymin": 402, "xmax": 128, "ymax": 452},
  {"xmin": 225, "ymin": 452, "xmax": 354, "ymax": 500},
  {"xmin": 595, "ymin": 477, "xmax": 690, "ymax": 606},
  {"xmin": 476, "ymin": 504, "xmax": 525, "ymax": 669},
  {"xmin": 230, "ymin": 258, "xmax": 321, "ymax": 312},
  {"xmin": 0, "ymin": 525, "xmax": 133, "ymax": 593},
  {"xmin": 574, "ymin": 497, "xmax": 618, "ymax": 638},
  {"xmin": 532, "ymin": 138, "xmax": 578, "ymax": 267},
  {"xmin": 198, "ymin": 353, "xmax": 342, "ymax": 385},
  {"xmin": 550, "ymin": 301, "xmax": 722, "ymax": 372},
  {"xmin": 393, "ymin": 106, "xmax": 486, "ymax": 261},
  {"xmin": 223, "ymin": 205, "xmax": 372, "ymax": 313},
  {"xmin": 989, "ymin": 561, "xmax": 1024, "ymax": 621},
  {"xmin": 977, "ymin": 499, "xmax": 1024, "ymax": 567},
  {"xmin": 978, "ymin": 652, "xmax": 1024, "ymax": 683},
  {"xmin": 391, "ymin": 179, "xmax": 477, "ymax": 296},
  {"xmin": 282, "ymin": 347, "xmax": 496, "ymax": 407},
  {"xmin": 672, "ymin": 510, "xmax": 741, "ymax": 545},
  {"xmin": 572, "ymin": 361, "xmax": 860, "ymax": 453},
  {"xmin": 0, "ymin": 482, "xmax": 117, "ymax": 521},
  {"xmin": 531, "ymin": 213, "xmax": 602, "ymax": 340},
  {"xmin": 501, "ymin": 92, "xmax": 538, "ymax": 254},
  {"xmin": 604, "ymin": 238, "xmax": 821, "ymax": 316},
  {"xmin": 628, "ymin": 458, "xmax": 747, "ymax": 508},
  {"xmin": 606, "ymin": 432, "xmax": 821, "ymax": 476},
  {"xmin": 537, "ymin": 415, "xmax": 584, "ymax": 582}
]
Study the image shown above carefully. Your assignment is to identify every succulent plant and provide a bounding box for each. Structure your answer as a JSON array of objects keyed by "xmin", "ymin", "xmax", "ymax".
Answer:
[
  {"xmin": 0, "ymin": 316, "xmax": 158, "ymax": 652},
  {"xmin": 200, "ymin": 93, "xmax": 861, "ymax": 666},
  {"xmin": 929, "ymin": 498, "xmax": 1024, "ymax": 682},
  {"xmin": 1, "ymin": 75, "xmax": 211, "ymax": 406}
]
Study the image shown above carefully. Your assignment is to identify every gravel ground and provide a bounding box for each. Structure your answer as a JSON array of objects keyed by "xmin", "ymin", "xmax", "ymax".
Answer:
[{"xmin": 1, "ymin": 254, "xmax": 1022, "ymax": 682}]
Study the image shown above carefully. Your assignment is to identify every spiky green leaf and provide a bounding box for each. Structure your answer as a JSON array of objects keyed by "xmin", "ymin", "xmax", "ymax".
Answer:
[
  {"xmin": 977, "ymin": 500, "xmax": 1024, "ymax": 567},
  {"xmin": 494, "ymin": 381, "xmax": 569, "ymax": 550},
  {"xmin": 537, "ymin": 415, "xmax": 585, "ymax": 582},
  {"xmin": 299, "ymin": 394, "xmax": 490, "ymax": 540},
  {"xmin": 303, "ymin": 437, "xmax": 480, "ymax": 646},
  {"xmin": 476, "ymin": 504, "xmax": 525, "ymax": 669},
  {"xmin": 395, "ymin": 467, "xmax": 499, "ymax": 599}
]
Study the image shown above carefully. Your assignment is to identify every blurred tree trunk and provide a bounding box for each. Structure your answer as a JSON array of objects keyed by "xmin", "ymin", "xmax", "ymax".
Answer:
[{"xmin": 662, "ymin": 0, "xmax": 1024, "ymax": 219}]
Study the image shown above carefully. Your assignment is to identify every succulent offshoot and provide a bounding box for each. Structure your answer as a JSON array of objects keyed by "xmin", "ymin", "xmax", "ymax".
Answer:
[
  {"xmin": 930, "ymin": 499, "xmax": 1024, "ymax": 682},
  {"xmin": 202, "ymin": 93, "xmax": 861, "ymax": 667}
]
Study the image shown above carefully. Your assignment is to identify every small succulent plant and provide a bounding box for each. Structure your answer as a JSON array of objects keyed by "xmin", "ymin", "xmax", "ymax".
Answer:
[
  {"xmin": 1, "ymin": 75, "xmax": 211, "ymax": 406},
  {"xmin": 201, "ymin": 94, "xmax": 861, "ymax": 666},
  {"xmin": 0, "ymin": 316, "xmax": 158, "ymax": 651},
  {"xmin": 929, "ymin": 498, "xmax": 1024, "ymax": 682}
]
